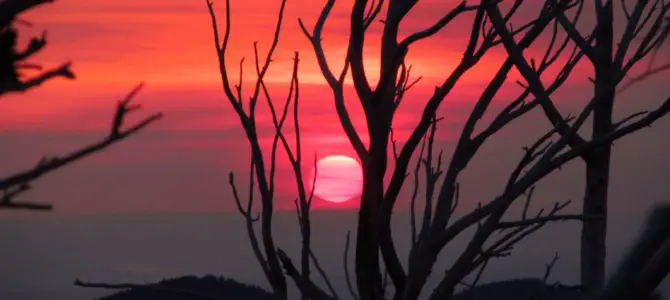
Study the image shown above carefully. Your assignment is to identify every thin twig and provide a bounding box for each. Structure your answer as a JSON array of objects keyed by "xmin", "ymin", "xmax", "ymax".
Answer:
[
  {"xmin": 543, "ymin": 252, "xmax": 560, "ymax": 282},
  {"xmin": 343, "ymin": 231, "xmax": 359, "ymax": 300}
]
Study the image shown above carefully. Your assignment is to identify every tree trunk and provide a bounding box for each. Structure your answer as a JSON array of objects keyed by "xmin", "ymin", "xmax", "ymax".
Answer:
[
  {"xmin": 356, "ymin": 173, "xmax": 386, "ymax": 300},
  {"xmin": 356, "ymin": 116, "xmax": 390, "ymax": 300},
  {"xmin": 581, "ymin": 148, "xmax": 611, "ymax": 294},
  {"xmin": 581, "ymin": 1, "xmax": 614, "ymax": 294},
  {"xmin": 356, "ymin": 191, "xmax": 384, "ymax": 300}
]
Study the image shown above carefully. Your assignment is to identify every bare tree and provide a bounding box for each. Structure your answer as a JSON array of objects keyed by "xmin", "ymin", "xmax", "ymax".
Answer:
[
  {"xmin": 205, "ymin": 0, "xmax": 670, "ymax": 299},
  {"xmin": 70, "ymin": 1, "xmax": 670, "ymax": 299},
  {"xmin": 483, "ymin": 0, "xmax": 670, "ymax": 294},
  {"xmin": 0, "ymin": 0, "xmax": 162, "ymax": 210}
]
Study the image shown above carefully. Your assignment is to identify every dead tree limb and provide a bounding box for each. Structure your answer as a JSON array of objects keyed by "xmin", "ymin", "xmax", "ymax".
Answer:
[
  {"xmin": 209, "ymin": 0, "xmax": 670, "ymax": 299},
  {"xmin": 0, "ymin": 84, "xmax": 162, "ymax": 210},
  {"xmin": 207, "ymin": 0, "xmax": 291, "ymax": 297},
  {"xmin": 344, "ymin": 231, "xmax": 359, "ymax": 300}
]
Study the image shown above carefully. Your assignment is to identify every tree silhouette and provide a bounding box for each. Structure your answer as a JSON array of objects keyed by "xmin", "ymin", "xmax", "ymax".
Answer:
[
  {"xmin": 0, "ymin": 0, "xmax": 162, "ymax": 210},
  {"xmin": 68, "ymin": 1, "xmax": 670, "ymax": 299},
  {"xmin": 485, "ymin": 0, "xmax": 670, "ymax": 294},
  {"xmin": 204, "ymin": 0, "xmax": 670, "ymax": 299}
]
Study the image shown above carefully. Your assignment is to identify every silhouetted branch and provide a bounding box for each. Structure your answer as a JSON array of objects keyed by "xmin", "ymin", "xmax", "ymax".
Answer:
[
  {"xmin": 228, "ymin": 172, "xmax": 255, "ymax": 220},
  {"xmin": 276, "ymin": 249, "xmax": 335, "ymax": 300},
  {"xmin": 297, "ymin": 0, "xmax": 367, "ymax": 161},
  {"xmin": 469, "ymin": 257, "xmax": 489, "ymax": 290},
  {"xmin": 612, "ymin": 111, "xmax": 649, "ymax": 130},
  {"xmin": 1, "ymin": 62, "xmax": 74, "ymax": 95},
  {"xmin": 539, "ymin": 96, "xmax": 670, "ymax": 173},
  {"xmin": 543, "ymin": 252, "xmax": 560, "ymax": 282},
  {"xmin": 399, "ymin": 2, "xmax": 478, "ymax": 49},
  {"xmin": 398, "ymin": 5, "xmax": 590, "ymax": 299},
  {"xmin": 228, "ymin": 166, "xmax": 269, "ymax": 279},
  {"xmin": 409, "ymin": 137, "xmax": 426, "ymax": 245},
  {"xmin": 498, "ymin": 213, "xmax": 590, "ymax": 229},
  {"xmin": 390, "ymin": 127, "xmax": 399, "ymax": 162},
  {"xmin": 362, "ymin": 0, "xmax": 384, "ymax": 30},
  {"xmin": 394, "ymin": 63, "xmax": 423, "ymax": 110},
  {"xmin": 428, "ymin": 114, "xmax": 580, "ymax": 299},
  {"xmin": 309, "ymin": 250, "xmax": 339, "ymax": 300},
  {"xmin": 343, "ymin": 231, "xmax": 359, "ymax": 300},
  {"xmin": 556, "ymin": 10, "xmax": 596, "ymax": 62},
  {"xmin": 0, "ymin": 182, "xmax": 50, "ymax": 210},
  {"xmin": 207, "ymin": 0, "xmax": 292, "ymax": 297},
  {"xmin": 397, "ymin": 0, "xmax": 574, "ymax": 228},
  {"xmin": 418, "ymin": 115, "xmax": 443, "ymax": 240},
  {"xmin": 14, "ymin": 31, "xmax": 47, "ymax": 61},
  {"xmin": 618, "ymin": 62, "xmax": 670, "ymax": 93},
  {"xmin": 485, "ymin": 1, "xmax": 590, "ymax": 155},
  {"xmin": 471, "ymin": 198, "xmax": 576, "ymax": 273},
  {"xmin": 0, "ymin": 84, "xmax": 162, "ymax": 210}
]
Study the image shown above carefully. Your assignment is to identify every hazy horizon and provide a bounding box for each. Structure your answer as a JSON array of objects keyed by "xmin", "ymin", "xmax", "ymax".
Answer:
[{"xmin": 2, "ymin": 210, "xmax": 669, "ymax": 300}]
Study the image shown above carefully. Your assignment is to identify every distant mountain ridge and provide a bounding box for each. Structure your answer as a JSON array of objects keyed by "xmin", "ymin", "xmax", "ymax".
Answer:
[{"xmin": 98, "ymin": 275, "xmax": 274, "ymax": 300}]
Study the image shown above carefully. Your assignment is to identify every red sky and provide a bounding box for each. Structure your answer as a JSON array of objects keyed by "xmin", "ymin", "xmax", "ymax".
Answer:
[{"xmin": 1, "ymin": 0, "xmax": 669, "ymax": 214}]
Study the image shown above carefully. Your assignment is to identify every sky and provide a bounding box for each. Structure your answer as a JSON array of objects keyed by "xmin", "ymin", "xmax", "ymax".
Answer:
[
  {"xmin": 2, "ymin": 1, "xmax": 670, "ymax": 299},
  {"xmin": 0, "ymin": 0, "xmax": 669, "ymax": 215}
]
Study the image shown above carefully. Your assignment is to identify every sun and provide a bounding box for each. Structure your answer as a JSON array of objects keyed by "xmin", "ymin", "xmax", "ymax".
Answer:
[{"xmin": 309, "ymin": 155, "xmax": 363, "ymax": 203}]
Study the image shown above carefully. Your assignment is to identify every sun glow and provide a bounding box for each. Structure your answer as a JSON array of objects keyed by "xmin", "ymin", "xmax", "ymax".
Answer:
[{"xmin": 309, "ymin": 155, "xmax": 363, "ymax": 203}]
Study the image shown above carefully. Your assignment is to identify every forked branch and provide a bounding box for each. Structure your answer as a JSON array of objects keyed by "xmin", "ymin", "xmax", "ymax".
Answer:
[{"xmin": 0, "ymin": 84, "xmax": 162, "ymax": 210}]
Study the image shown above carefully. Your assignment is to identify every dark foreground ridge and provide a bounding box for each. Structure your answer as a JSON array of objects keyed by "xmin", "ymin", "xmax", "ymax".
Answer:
[
  {"xmin": 452, "ymin": 278, "xmax": 582, "ymax": 300},
  {"xmin": 97, "ymin": 276, "xmax": 665, "ymax": 300},
  {"xmin": 452, "ymin": 278, "xmax": 664, "ymax": 300},
  {"xmin": 98, "ymin": 275, "xmax": 274, "ymax": 300}
]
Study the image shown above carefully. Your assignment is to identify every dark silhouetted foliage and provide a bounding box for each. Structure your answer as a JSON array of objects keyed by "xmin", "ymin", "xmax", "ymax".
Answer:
[{"xmin": 0, "ymin": 25, "xmax": 20, "ymax": 90}]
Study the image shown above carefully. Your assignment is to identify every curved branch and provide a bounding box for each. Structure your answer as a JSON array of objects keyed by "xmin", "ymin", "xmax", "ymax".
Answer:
[
  {"xmin": 398, "ymin": 2, "xmax": 477, "ymax": 50},
  {"xmin": 349, "ymin": 0, "xmax": 372, "ymax": 100},
  {"xmin": 298, "ymin": 1, "xmax": 368, "ymax": 162}
]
